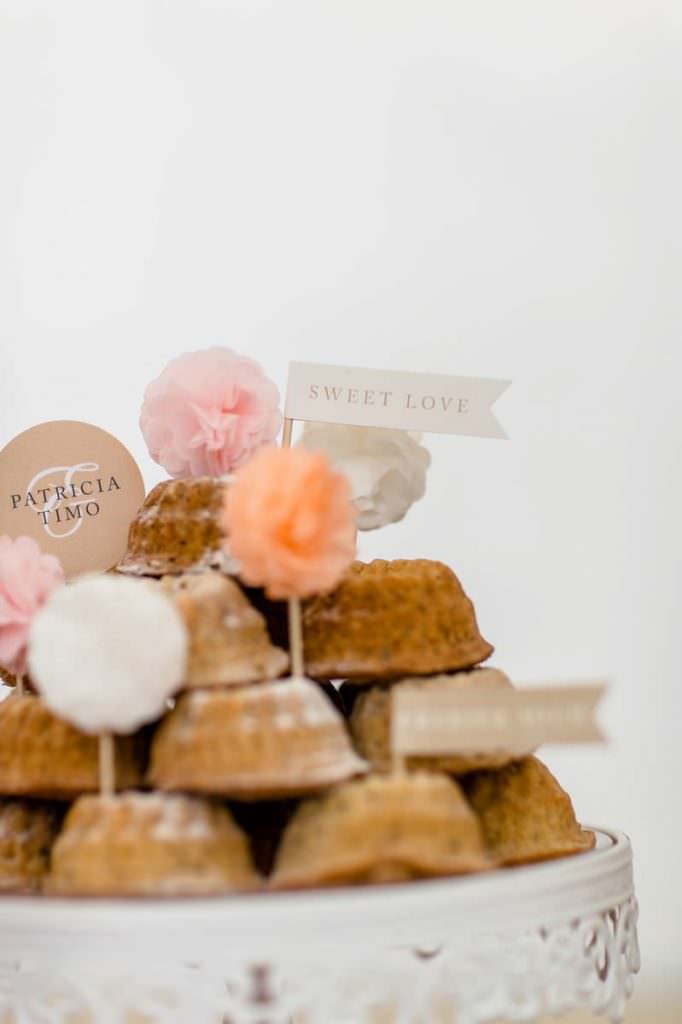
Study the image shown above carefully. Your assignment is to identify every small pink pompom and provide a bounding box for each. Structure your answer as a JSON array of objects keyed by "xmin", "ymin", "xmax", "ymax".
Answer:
[
  {"xmin": 0, "ymin": 536, "xmax": 64, "ymax": 677},
  {"xmin": 140, "ymin": 347, "xmax": 282, "ymax": 478},
  {"xmin": 224, "ymin": 446, "xmax": 357, "ymax": 600}
]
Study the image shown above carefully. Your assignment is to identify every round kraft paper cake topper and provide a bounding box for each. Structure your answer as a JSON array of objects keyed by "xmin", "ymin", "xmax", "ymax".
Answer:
[{"xmin": 0, "ymin": 421, "xmax": 146, "ymax": 579}]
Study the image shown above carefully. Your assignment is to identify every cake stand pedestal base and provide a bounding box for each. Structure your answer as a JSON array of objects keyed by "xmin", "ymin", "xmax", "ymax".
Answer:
[{"xmin": 0, "ymin": 828, "xmax": 639, "ymax": 1024}]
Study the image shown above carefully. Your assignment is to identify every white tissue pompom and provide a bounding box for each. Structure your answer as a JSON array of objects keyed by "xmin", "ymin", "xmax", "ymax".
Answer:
[
  {"xmin": 300, "ymin": 423, "xmax": 431, "ymax": 531},
  {"xmin": 28, "ymin": 574, "xmax": 187, "ymax": 735}
]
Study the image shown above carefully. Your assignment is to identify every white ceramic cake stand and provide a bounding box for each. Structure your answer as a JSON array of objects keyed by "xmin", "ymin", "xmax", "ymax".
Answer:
[{"xmin": 0, "ymin": 827, "xmax": 639, "ymax": 1024}]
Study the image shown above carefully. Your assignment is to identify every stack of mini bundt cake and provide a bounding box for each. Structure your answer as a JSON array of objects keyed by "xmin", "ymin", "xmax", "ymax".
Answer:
[
  {"xmin": 0, "ymin": 347, "xmax": 596, "ymax": 900},
  {"xmin": 0, "ymin": 472, "xmax": 594, "ymax": 896}
]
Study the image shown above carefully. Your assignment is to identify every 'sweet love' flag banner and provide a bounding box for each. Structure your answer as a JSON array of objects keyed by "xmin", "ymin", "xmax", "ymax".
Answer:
[{"xmin": 285, "ymin": 362, "xmax": 510, "ymax": 438}]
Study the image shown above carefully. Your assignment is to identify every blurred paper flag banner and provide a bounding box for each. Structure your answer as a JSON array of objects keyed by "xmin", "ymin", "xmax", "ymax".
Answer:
[
  {"xmin": 391, "ymin": 683, "xmax": 607, "ymax": 759},
  {"xmin": 285, "ymin": 362, "xmax": 510, "ymax": 438}
]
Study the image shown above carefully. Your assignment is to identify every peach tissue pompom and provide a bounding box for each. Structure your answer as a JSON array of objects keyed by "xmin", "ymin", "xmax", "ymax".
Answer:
[
  {"xmin": 224, "ymin": 447, "xmax": 357, "ymax": 600},
  {"xmin": 0, "ymin": 536, "xmax": 64, "ymax": 677},
  {"xmin": 140, "ymin": 347, "xmax": 282, "ymax": 478}
]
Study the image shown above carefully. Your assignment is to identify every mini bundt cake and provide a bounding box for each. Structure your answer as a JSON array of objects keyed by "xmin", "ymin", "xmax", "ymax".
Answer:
[
  {"xmin": 159, "ymin": 572, "xmax": 288, "ymax": 687},
  {"xmin": 349, "ymin": 668, "xmax": 534, "ymax": 775},
  {"xmin": 47, "ymin": 792, "xmax": 260, "ymax": 896},
  {"xmin": 149, "ymin": 678, "xmax": 367, "ymax": 799},
  {"xmin": 463, "ymin": 756, "xmax": 595, "ymax": 866},
  {"xmin": 0, "ymin": 798, "xmax": 63, "ymax": 892},
  {"xmin": 0, "ymin": 694, "xmax": 144, "ymax": 799},
  {"xmin": 0, "ymin": 667, "xmax": 17, "ymax": 688},
  {"xmin": 271, "ymin": 772, "xmax": 492, "ymax": 889},
  {"xmin": 302, "ymin": 559, "xmax": 493, "ymax": 681},
  {"xmin": 117, "ymin": 477, "xmax": 234, "ymax": 577}
]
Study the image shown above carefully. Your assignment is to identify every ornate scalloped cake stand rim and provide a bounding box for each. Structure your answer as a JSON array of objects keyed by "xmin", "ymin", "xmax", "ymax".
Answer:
[{"xmin": 0, "ymin": 827, "xmax": 635, "ymax": 960}]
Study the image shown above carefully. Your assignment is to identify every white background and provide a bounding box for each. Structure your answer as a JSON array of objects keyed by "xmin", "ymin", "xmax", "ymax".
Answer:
[{"xmin": 1, "ymin": 0, "xmax": 680, "ymax": 1008}]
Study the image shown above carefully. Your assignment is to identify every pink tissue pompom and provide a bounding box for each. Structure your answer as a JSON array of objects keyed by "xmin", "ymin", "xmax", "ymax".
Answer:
[
  {"xmin": 140, "ymin": 347, "xmax": 282, "ymax": 478},
  {"xmin": 0, "ymin": 536, "xmax": 64, "ymax": 677}
]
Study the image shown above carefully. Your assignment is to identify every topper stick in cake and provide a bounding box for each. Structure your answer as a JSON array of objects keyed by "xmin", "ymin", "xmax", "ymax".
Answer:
[
  {"xmin": 287, "ymin": 596, "xmax": 305, "ymax": 678},
  {"xmin": 223, "ymin": 446, "xmax": 357, "ymax": 677},
  {"xmin": 28, "ymin": 574, "xmax": 188, "ymax": 797},
  {"xmin": 99, "ymin": 734, "xmax": 116, "ymax": 797},
  {"xmin": 0, "ymin": 536, "xmax": 64, "ymax": 699},
  {"xmin": 139, "ymin": 347, "xmax": 282, "ymax": 478},
  {"xmin": 281, "ymin": 417, "xmax": 294, "ymax": 449}
]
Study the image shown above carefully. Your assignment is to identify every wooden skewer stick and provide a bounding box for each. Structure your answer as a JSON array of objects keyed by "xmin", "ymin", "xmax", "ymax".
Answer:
[
  {"xmin": 98, "ymin": 733, "xmax": 115, "ymax": 798},
  {"xmin": 288, "ymin": 596, "xmax": 305, "ymax": 678},
  {"xmin": 281, "ymin": 417, "xmax": 306, "ymax": 677},
  {"xmin": 16, "ymin": 673, "xmax": 24, "ymax": 698},
  {"xmin": 282, "ymin": 417, "xmax": 294, "ymax": 448},
  {"xmin": 390, "ymin": 691, "xmax": 406, "ymax": 775}
]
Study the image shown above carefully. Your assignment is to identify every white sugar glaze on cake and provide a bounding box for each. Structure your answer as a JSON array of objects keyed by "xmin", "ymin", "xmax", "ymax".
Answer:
[
  {"xmin": 47, "ymin": 791, "xmax": 261, "ymax": 896},
  {"xmin": 149, "ymin": 678, "xmax": 368, "ymax": 799},
  {"xmin": 72, "ymin": 793, "xmax": 215, "ymax": 843},
  {"xmin": 158, "ymin": 572, "xmax": 289, "ymax": 688}
]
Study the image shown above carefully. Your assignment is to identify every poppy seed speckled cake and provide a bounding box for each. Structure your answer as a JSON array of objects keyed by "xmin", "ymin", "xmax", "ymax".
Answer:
[
  {"xmin": 0, "ymin": 694, "xmax": 145, "ymax": 799},
  {"xmin": 302, "ymin": 559, "xmax": 493, "ymax": 681},
  {"xmin": 463, "ymin": 756, "xmax": 595, "ymax": 866},
  {"xmin": 149, "ymin": 678, "xmax": 367, "ymax": 799},
  {"xmin": 47, "ymin": 792, "xmax": 260, "ymax": 896},
  {"xmin": 158, "ymin": 572, "xmax": 289, "ymax": 687},
  {"xmin": 271, "ymin": 771, "xmax": 492, "ymax": 889},
  {"xmin": 117, "ymin": 477, "xmax": 234, "ymax": 577}
]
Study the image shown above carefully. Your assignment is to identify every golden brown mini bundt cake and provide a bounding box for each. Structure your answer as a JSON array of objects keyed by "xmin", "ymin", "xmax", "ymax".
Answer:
[
  {"xmin": 0, "ymin": 667, "xmax": 17, "ymax": 688},
  {"xmin": 158, "ymin": 572, "xmax": 288, "ymax": 687},
  {"xmin": 47, "ymin": 792, "xmax": 260, "ymax": 896},
  {"xmin": 302, "ymin": 559, "xmax": 493, "ymax": 681},
  {"xmin": 463, "ymin": 756, "xmax": 595, "ymax": 866},
  {"xmin": 117, "ymin": 477, "xmax": 233, "ymax": 577},
  {"xmin": 349, "ymin": 668, "xmax": 534, "ymax": 775},
  {"xmin": 270, "ymin": 772, "xmax": 492, "ymax": 889},
  {"xmin": 0, "ymin": 798, "xmax": 63, "ymax": 892},
  {"xmin": 0, "ymin": 694, "xmax": 144, "ymax": 799},
  {"xmin": 149, "ymin": 678, "xmax": 367, "ymax": 800}
]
